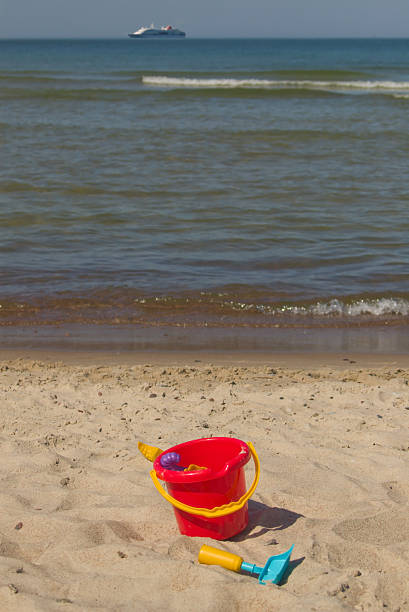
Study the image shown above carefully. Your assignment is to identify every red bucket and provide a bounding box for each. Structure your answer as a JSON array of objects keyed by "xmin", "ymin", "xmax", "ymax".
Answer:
[{"xmin": 151, "ymin": 437, "xmax": 260, "ymax": 540}]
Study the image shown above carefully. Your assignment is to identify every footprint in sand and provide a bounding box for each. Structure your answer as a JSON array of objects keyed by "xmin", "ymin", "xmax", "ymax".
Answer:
[
  {"xmin": 80, "ymin": 520, "xmax": 144, "ymax": 546},
  {"xmin": 383, "ymin": 481, "xmax": 409, "ymax": 505},
  {"xmin": 0, "ymin": 538, "xmax": 25, "ymax": 561},
  {"xmin": 105, "ymin": 520, "xmax": 144, "ymax": 542},
  {"xmin": 168, "ymin": 535, "xmax": 201, "ymax": 561},
  {"xmin": 333, "ymin": 509, "xmax": 409, "ymax": 546}
]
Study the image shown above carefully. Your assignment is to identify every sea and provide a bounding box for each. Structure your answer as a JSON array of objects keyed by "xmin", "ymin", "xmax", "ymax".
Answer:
[{"xmin": 1, "ymin": 38, "xmax": 409, "ymax": 351}]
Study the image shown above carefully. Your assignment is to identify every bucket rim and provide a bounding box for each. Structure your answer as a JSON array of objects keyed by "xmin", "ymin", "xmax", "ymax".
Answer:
[{"xmin": 153, "ymin": 437, "xmax": 250, "ymax": 483}]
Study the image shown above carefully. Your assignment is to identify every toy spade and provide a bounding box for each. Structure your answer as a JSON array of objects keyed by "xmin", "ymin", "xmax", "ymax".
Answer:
[
  {"xmin": 138, "ymin": 442, "xmax": 163, "ymax": 463},
  {"xmin": 198, "ymin": 544, "xmax": 294, "ymax": 585}
]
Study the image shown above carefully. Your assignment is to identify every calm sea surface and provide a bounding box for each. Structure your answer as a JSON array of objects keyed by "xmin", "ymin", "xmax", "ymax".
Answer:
[{"xmin": 1, "ymin": 38, "xmax": 409, "ymax": 329}]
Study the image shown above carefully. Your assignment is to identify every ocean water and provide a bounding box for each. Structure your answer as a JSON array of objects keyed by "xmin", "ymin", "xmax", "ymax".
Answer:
[{"xmin": 1, "ymin": 38, "xmax": 409, "ymax": 330}]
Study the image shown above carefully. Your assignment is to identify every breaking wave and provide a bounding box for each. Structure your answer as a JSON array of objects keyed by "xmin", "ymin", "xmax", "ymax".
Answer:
[
  {"xmin": 284, "ymin": 298, "xmax": 409, "ymax": 317},
  {"xmin": 1, "ymin": 293, "xmax": 408, "ymax": 328},
  {"xmin": 133, "ymin": 295, "xmax": 409, "ymax": 319},
  {"xmin": 142, "ymin": 75, "xmax": 409, "ymax": 94}
]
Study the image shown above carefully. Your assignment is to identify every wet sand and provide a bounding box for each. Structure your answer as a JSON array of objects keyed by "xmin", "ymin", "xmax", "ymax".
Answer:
[{"xmin": 1, "ymin": 322, "xmax": 409, "ymax": 355}]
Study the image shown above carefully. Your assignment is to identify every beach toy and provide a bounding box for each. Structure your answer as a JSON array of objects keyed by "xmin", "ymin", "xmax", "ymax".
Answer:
[
  {"xmin": 160, "ymin": 451, "xmax": 206, "ymax": 472},
  {"xmin": 138, "ymin": 437, "xmax": 260, "ymax": 539},
  {"xmin": 198, "ymin": 544, "xmax": 294, "ymax": 585},
  {"xmin": 138, "ymin": 442, "xmax": 162, "ymax": 463},
  {"xmin": 138, "ymin": 444, "xmax": 205, "ymax": 472},
  {"xmin": 160, "ymin": 451, "xmax": 185, "ymax": 471}
]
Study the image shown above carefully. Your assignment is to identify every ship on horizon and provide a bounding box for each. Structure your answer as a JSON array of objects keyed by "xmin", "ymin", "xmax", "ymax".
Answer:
[{"xmin": 128, "ymin": 24, "xmax": 186, "ymax": 38}]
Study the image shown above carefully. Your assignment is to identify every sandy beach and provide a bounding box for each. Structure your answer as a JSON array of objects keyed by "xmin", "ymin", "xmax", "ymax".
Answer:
[{"xmin": 0, "ymin": 351, "xmax": 408, "ymax": 611}]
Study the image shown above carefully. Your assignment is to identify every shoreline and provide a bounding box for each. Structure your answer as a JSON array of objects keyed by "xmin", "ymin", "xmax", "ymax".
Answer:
[
  {"xmin": 1, "ymin": 347, "xmax": 409, "ymax": 369},
  {"xmin": 1, "ymin": 323, "xmax": 409, "ymax": 368}
]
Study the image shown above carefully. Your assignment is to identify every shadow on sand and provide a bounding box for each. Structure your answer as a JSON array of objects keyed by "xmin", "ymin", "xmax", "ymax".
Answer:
[
  {"xmin": 281, "ymin": 555, "xmax": 305, "ymax": 585},
  {"xmin": 231, "ymin": 500, "xmax": 304, "ymax": 542},
  {"xmin": 231, "ymin": 500, "xmax": 306, "ymax": 582}
]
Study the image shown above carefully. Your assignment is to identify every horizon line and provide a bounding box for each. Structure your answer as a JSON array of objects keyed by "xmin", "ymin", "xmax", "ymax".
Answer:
[{"xmin": 1, "ymin": 35, "xmax": 409, "ymax": 41}]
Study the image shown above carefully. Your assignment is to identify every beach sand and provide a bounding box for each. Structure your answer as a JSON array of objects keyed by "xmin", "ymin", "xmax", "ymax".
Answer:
[{"xmin": 0, "ymin": 351, "xmax": 408, "ymax": 611}]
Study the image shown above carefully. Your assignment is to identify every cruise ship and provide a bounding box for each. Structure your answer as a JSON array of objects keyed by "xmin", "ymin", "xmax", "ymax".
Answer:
[{"xmin": 128, "ymin": 24, "xmax": 186, "ymax": 38}]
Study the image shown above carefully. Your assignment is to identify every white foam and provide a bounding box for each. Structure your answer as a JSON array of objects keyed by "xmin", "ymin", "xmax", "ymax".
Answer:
[
  {"xmin": 297, "ymin": 298, "xmax": 409, "ymax": 317},
  {"xmin": 142, "ymin": 76, "xmax": 409, "ymax": 93},
  {"xmin": 226, "ymin": 298, "xmax": 409, "ymax": 317}
]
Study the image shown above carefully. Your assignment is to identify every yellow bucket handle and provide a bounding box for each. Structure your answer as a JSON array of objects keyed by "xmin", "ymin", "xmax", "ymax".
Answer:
[{"xmin": 149, "ymin": 441, "xmax": 260, "ymax": 518}]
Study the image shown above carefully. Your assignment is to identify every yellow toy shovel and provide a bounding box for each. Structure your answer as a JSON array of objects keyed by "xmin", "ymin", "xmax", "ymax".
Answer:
[{"xmin": 198, "ymin": 544, "xmax": 294, "ymax": 585}]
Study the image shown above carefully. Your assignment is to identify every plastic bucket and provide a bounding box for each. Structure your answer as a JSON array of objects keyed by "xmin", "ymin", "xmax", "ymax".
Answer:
[{"xmin": 151, "ymin": 437, "xmax": 260, "ymax": 540}]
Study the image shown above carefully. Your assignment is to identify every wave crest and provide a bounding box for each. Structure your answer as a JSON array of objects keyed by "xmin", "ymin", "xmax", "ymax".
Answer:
[
  {"xmin": 134, "ymin": 295, "xmax": 409, "ymax": 319},
  {"xmin": 216, "ymin": 297, "xmax": 409, "ymax": 317},
  {"xmin": 306, "ymin": 298, "xmax": 409, "ymax": 317},
  {"xmin": 142, "ymin": 75, "xmax": 409, "ymax": 93}
]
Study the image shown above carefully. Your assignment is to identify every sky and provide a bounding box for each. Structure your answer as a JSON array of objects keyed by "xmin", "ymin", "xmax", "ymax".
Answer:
[{"xmin": 1, "ymin": 0, "xmax": 409, "ymax": 39}]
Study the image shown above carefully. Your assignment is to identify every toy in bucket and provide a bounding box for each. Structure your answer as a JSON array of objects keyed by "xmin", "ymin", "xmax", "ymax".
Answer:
[{"xmin": 138, "ymin": 437, "xmax": 260, "ymax": 540}]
